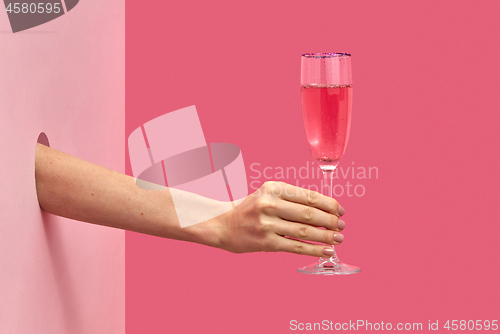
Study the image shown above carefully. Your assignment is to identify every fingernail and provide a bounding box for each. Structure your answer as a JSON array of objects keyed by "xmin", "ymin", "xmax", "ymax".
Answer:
[
  {"xmin": 333, "ymin": 234, "xmax": 344, "ymax": 243},
  {"xmin": 338, "ymin": 219, "xmax": 346, "ymax": 230},
  {"xmin": 338, "ymin": 206, "xmax": 345, "ymax": 216},
  {"xmin": 323, "ymin": 248, "xmax": 334, "ymax": 256}
]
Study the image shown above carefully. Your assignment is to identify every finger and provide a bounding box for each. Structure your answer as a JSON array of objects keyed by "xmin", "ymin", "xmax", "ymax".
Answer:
[
  {"xmin": 272, "ymin": 235, "xmax": 341, "ymax": 257},
  {"xmin": 274, "ymin": 219, "xmax": 345, "ymax": 244},
  {"xmin": 271, "ymin": 200, "xmax": 345, "ymax": 231},
  {"xmin": 269, "ymin": 182, "xmax": 345, "ymax": 217}
]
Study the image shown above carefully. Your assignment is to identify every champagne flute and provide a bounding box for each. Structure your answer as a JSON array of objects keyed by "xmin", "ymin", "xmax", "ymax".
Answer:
[{"xmin": 297, "ymin": 53, "xmax": 361, "ymax": 275}]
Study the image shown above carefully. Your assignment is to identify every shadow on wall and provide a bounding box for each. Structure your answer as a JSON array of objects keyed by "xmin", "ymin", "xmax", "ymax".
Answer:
[
  {"xmin": 37, "ymin": 132, "xmax": 50, "ymax": 147},
  {"xmin": 42, "ymin": 211, "xmax": 84, "ymax": 333}
]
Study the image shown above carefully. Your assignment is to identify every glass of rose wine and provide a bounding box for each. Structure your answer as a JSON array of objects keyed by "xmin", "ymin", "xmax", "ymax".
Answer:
[{"xmin": 297, "ymin": 53, "xmax": 361, "ymax": 275}]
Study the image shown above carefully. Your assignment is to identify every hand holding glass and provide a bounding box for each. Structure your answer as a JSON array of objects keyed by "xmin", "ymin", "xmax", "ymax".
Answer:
[{"xmin": 298, "ymin": 53, "xmax": 361, "ymax": 275}]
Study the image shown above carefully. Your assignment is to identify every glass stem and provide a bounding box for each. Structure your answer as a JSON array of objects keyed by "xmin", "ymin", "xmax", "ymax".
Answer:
[{"xmin": 321, "ymin": 169, "xmax": 340, "ymax": 264}]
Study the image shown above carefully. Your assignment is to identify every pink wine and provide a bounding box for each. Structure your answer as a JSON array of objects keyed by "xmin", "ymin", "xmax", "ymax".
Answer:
[{"xmin": 300, "ymin": 84, "xmax": 352, "ymax": 169}]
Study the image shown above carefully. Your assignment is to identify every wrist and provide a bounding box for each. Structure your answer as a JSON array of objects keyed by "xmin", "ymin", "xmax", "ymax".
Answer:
[{"xmin": 183, "ymin": 211, "xmax": 228, "ymax": 250}]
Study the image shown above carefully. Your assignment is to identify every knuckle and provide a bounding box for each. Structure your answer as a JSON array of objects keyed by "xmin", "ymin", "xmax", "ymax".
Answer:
[
  {"xmin": 269, "ymin": 181, "xmax": 285, "ymax": 196},
  {"xmin": 297, "ymin": 224, "xmax": 309, "ymax": 239},
  {"xmin": 262, "ymin": 180, "xmax": 274, "ymax": 188},
  {"xmin": 293, "ymin": 243, "xmax": 305, "ymax": 255},
  {"xmin": 325, "ymin": 231, "xmax": 336, "ymax": 244},
  {"xmin": 306, "ymin": 190, "xmax": 319, "ymax": 206},
  {"xmin": 256, "ymin": 219, "xmax": 273, "ymax": 234},
  {"xmin": 327, "ymin": 198, "xmax": 338, "ymax": 213},
  {"xmin": 263, "ymin": 181, "xmax": 279, "ymax": 191},
  {"xmin": 302, "ymin": 206, "xmax": 314, "ymax": 222},
  {"xmin": 255, "ymin": 197, "xmax": 276, "ymax": 212},
  {"xmin": 315, "ymin": 246, "xmax": 325, "ymax": 258},
  {"xmin": 329, "ymin": 215, "xmax": 339, "ymax": 230}
]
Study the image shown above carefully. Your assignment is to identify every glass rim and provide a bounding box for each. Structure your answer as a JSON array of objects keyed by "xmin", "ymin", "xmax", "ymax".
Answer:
[{"xmin": 301, "ymin": 53, "xmax": 351, "ymax": 58}]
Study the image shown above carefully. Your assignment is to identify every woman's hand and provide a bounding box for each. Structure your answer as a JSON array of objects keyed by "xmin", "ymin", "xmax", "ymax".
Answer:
[
  {"xmin": 217, "ymin": 181, "xmax": 346, "ymax": 257},
  {"xmin": 35, "ymin": 144, "xmax": 347, "ymax": 258}
]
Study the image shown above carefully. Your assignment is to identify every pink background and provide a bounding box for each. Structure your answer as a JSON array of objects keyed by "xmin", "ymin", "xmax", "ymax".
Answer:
[
  {"xmin": 126, "ymin": 1, "xmax": 499, "ymax": 333},
  {"xmin": 0, "ymin": 1, "xmax": 124, "ymax": 333}
]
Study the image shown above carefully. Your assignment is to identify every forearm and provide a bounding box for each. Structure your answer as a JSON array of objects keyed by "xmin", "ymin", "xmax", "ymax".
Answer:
[
  {"xmin": 34, "ymin": 143, "xmax": 222, "ymax": 248},
  {"xmin": 35, "ymin": 144, "xmax": 347, "ymax": 258}
]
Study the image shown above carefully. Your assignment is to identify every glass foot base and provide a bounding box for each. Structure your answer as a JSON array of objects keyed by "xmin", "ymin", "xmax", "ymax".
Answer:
[{"xmin": 297, "ymin": 260, "xmax": 361, "ymax": 275}]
